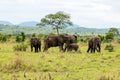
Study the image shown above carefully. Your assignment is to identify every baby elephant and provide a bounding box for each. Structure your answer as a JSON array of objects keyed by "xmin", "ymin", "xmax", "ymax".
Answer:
[{"xmin": 67, "ymin": 43, "xmax": 79, "ymax": 51}]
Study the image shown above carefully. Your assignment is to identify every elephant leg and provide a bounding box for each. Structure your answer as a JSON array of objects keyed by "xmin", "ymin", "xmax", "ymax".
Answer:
[
  {"xmin": 93, "ymin": 43, "xmax": 96, "ymax": 53},
  {"xmin": 31, "ymin": 45, "xmax": 33, "ymax": 52},
  {"xmin": 35, "ymin": 47, "xmax": 37, "ymax": 52},
  {"xmin": 87, "ymin": 47, "xmax": 91, "ymax": 53},
  {"xmin": 38, "ymin": 45, "xmax": 41, "ymax": 52},
  {"xmin": 43, "ymin": 44, "xmax": 48, "ymax": 52},
  {"xmin": 75, "ymin": 47, "xmax": 78, "ymax": 51},
  {"xmin": 70, "ymin": 48, "xmax": 73, "ymax": 51},
  {"xmin": 39, "ymin": 45, "xmax": 41, "ymax": 52},
  {"xmin": 93, "ymin": 47, "xmax": 96, "ymax": 53},
  {"xmin": 35, "ymin": 46, "xmax": 38, "ymax": 53},
  {"xmin": 68, "ymin": 47, "xmax": 72, "ymax": 51},
  {"xmin": 90, "ymin": 47, "xmax": 93, "ymax": 53},
  {"xmin": 64, "ymin": 44, "xmax": 69, "ymax": 52},
  {"xmin": 68, "ymin": 47, "xmax": 71, "ymax": 51},
  {"xmin": 59, "ymin": 45, "xmax": 64, "ymax": 51},
  {"xmin": 37, "ymin": 47, "xmax": 39, "ymax": 52},
  {"xmin": 97, "ymin": 44, "xmax": 101, "ymax": 52}
]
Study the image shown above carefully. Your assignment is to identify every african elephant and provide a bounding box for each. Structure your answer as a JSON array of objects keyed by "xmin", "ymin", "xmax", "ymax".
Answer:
[
  {"xmin": 87, "ymin": 36, "xmax": 101, "ymax": 53},
  {"xmin": 30, "ymin": 37, "xmax": 41, "ymax": 53},
  {"xmin": 66, "ymin": 43, "xmax": 79, "ymax": 51},
  {"xmin": 43, "ymin": 34, "xmax": 77, "ymax": 52},
  {"xmin": 63, "ymin": 34, "xmax": 77, "ymax": 51}
]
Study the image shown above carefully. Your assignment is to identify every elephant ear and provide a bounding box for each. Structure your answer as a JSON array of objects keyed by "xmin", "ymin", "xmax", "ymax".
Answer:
[{"xmin": 64, "ymin": 36, "xmax": 71, "ymax": 43}]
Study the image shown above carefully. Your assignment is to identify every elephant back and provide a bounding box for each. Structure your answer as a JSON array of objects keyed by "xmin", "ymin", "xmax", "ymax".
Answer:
[{"xmin": 44, "ymin": 35, "xmax": 60, "ymax": 46}]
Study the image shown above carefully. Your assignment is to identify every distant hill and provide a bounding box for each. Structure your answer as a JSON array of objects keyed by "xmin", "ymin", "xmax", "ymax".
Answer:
[
  {"xmin": 0, "ymin": 21, "xmax": 13, "ymax": 25},
  {"xmin": 0, "ymin": 24, "xmax": 110, "ymax": 35},
  {"xmin": 19, "ymin": 21, "xmax": 39, "ymax": 27},
  {"xmin": 0, "ymin": 21, "xmax": 115, "ymax": 35}
]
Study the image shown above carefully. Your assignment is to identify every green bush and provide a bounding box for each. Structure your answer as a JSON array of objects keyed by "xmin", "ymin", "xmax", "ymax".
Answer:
[
  {"xmin": 13, "ymin": 43, "xmax": 28, "ymax": 51},
  {"xmin": 0, "ymin": 33, "xmax": 9, "ymax": 42},
  {"xmin": 105, "ymin": 32, "xmax": 114, "ymax": 42},
  {"xmin": 16, "ymin": 35, "xmax": 22, "ymax": 42},
  {"xmin": 21, "ymin": 32, "xmax": 26, "ymax": 42},
  {"xmin": 31, "ymin": 33, "xmax": 36, "ymax": 37},
  {"xmin": 117, "ymin": 38, "xmax": 120, "ymax": 43},
  {"xmin": 104, "ymin": 44, "xmax": 114, "ymax": 52},
  {"xmin": 16, "ymin": 32, "xmax": 26, "ymax": 42}
]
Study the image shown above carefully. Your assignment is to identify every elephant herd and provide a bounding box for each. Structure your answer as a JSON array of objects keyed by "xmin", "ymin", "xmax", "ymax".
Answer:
[{"xmin": 30, "ymin": 34, "xmax": 101, "ymax": 53}]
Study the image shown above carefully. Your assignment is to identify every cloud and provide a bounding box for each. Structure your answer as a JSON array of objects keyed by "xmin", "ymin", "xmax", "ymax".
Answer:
[{"xmin": 0, "ymin": 0, "xmax": 119, "ymax": 28}]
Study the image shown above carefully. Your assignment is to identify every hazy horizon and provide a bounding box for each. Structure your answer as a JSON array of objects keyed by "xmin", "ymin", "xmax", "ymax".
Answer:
[{"xmin": 0, "ymin": 0, "xmax": 120, "ymax": 28}]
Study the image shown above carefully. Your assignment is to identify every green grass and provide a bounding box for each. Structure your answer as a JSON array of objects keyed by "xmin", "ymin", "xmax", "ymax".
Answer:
[{"xmin": 0, "ymin": 42, "xmax": 120, "ymax": 80}]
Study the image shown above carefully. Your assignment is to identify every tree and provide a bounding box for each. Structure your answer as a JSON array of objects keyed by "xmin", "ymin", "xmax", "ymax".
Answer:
[
  {"xmin": 105, "ymin": 32, "xmax": 114, "ymax": 40},
  {"xmin": 108, "ymin": 28, "xmax": 119, "ymax": 36},
  {"xmin": 21, "ymin": 32, "xmax": 26, "ymax": 42},
  {"xmin": 40, "ymin": 11, "xmax": 73, "ymax": 35}
]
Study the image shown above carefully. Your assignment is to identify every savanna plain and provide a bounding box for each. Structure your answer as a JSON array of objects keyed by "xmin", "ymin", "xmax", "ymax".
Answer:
[{"xmin": 0, "ymin": 40, "xmax": 120, "ymax": 80}]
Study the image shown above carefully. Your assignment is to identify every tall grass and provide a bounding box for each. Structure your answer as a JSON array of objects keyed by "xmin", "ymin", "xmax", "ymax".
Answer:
[{"xmin": 0, "ymin": 42, "xmax": 120, "ymax": 80}]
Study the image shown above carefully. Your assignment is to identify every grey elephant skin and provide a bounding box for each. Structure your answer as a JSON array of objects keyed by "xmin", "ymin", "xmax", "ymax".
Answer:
[
  {"xmin": 87, "ymin": 36, "xmax": 101, "ymax": 53},
  {"xmin": 30, "ymin": 37, "xmax": 41, "ymax": 53},
  {"xmin": 43, "ymin": 34, "xmax": 77, "ymax": 52},
  {"xmin": 66, "ymin": 43, "xmax": 79, "ymax": 51}
]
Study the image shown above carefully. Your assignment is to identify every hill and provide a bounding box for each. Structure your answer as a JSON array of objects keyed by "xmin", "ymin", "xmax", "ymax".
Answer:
[
  {"xmin": 18, "ymin": 21, "xmax": 39, "ymax": 27},
  {"xmin": 0, "ymin": 21, "xmax": 13, "ymax": 25},
  {"xmin": 0, "ymin": 24, "xmax": 110, "ymax": 35}
]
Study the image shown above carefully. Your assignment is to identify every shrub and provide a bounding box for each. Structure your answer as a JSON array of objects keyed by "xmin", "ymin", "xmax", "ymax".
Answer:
[
  {"xmin": 21, "ymin": 32, "xmax": 26, "ymax": 42},
  {"xmin": 16, "ymin": 35, "xmax": 22, "ymax": 42},
  {"xmin": 0, "ymin": 33, "xmax": 9, "ymax": 42},
  {"xmin": 117, "ymin": 38, "xmax": 120, "ymax": 43},
  {"xmin": 16, "ymin": 32, "xmax": 26, "ymax": 42},
  {"xmin": 13, "ymin": 43, "xmax": 28, "ymax": 51},
  {"xmin": 104, "ymin": 32, "xmax": 114, "ymax": 42},
  {"xmin": 104, "ymin": 44, "xmax": 114, "ymax": 52},
  {"xmin": 32, "ymin": 33, "xmax": 36, "ymax": 37}
]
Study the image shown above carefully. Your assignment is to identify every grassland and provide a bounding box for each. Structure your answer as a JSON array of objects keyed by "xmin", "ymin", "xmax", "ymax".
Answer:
[{"xmin": 0, "ymin": 41, "xmax": 120, "ymax": 80}]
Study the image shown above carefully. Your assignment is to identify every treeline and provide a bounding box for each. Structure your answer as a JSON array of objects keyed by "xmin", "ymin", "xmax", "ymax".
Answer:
[
  {"xmin": 0, "ymin": 24, "xmax": 109, "ymax": 36},
  {"xmin": 0, "ymin": 27, "xmax": 120, "ymax": 52},
  {"xmin": 0, "ymin": 27, "xmax": 119, "ymax": 43}
]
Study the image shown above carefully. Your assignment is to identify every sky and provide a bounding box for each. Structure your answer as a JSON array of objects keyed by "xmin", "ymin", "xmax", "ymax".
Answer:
[{"xmin": 0, "ymin": 0, "xmax": 120, "ymax": 28}]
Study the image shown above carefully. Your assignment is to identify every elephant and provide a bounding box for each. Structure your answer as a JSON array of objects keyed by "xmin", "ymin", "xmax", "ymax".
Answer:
[
  {"xmin": 63, "ymin": 34, "xmax": 77, "ymax": 51},
  {"xmin": 66, "ymin": 43, "xmax": 79, "ymax": 51},
  {"xmin": 43, "ymin": 34, "xmax": 77, "ymax": 52},
  {"xmin": 87, "ymin": 36, "xmax": 101, "ymax": 53},
  {"xmin": 30, "ymin": 37, "xmax": 41, "ymax": 53}
]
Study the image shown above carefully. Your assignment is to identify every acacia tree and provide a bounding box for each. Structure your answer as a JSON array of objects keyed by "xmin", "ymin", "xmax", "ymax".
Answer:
[{"xmin": 40, "ymin": 11, "xmax": 73, "ymax": 35}]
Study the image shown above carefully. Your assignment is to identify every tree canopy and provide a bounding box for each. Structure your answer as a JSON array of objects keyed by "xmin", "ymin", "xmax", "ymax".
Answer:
[
  {"xmin": 108, "ymin": 28, "xmax": 119, "ymax": 36},
  {"xmin": 40, "ymin": 11, "xmax": 73, "ymax": 35}
]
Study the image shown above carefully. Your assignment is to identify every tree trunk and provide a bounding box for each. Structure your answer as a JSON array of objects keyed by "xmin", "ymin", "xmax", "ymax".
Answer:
[{"xmin": 56, "ymin": 26, "xmax": 59, "ymax": 35}]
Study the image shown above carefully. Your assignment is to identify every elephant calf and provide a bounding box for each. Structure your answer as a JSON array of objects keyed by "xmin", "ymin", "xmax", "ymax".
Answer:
[
  {"xmin": 30, "ymin": 37, "xmax": 41, "ymax": 53},
  {"xmin": 66, "ymin": 43, "xmax": 79, "ymax": 51}
]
